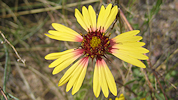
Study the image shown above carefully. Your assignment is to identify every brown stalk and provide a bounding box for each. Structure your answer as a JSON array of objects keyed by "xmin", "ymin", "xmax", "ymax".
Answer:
[
  {"xmin": 120, "ymin": 10, "xmax": 133, "ymax": 31},
  {"xmin": 0, "ymin": 31, "xmax": 26, "ymax": 66},
  {"xmin": 120, "ymin": 9, "xmax": 157, "ymax": 100},
  {"xmin": 0, "ymin": 87, "xmax": 8, "ymax": 100},
  {"xmin": 116, "ymin": 80, "xmax": 137, "ymax": 97},
  {"xmin": 148, "ymin": 60, "xmax": 168, "ymax": 100},
  {"xmin": 120, "ymin": 8, "xmax": 168, "ymax": 99}
]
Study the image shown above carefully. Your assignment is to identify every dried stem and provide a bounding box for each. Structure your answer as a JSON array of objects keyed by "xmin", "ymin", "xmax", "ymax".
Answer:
[
  {"xmin": 0, "ymin": 31, "xmax": 26, "ymax": 66},
  {"xmin": 0, "ymin": 87, "xmax": 8, "ymax": 100},
  {"xmin": 120, "ymin": 8, "xmax": 158, "ymax": 100},
  {"xmin": 148, "ymin": 60, "xmax": 168, "ymax": 100},
  {"xmin": 116, "ymin": 80, "xmax": 137, "ymax": 97},
  {"xmin": 141, "ymin": 69, "xmax": 154, "ymax": 100},
  {"xmin": 120, "ymin": 9, "xmax": 133, "ymax": 31}
]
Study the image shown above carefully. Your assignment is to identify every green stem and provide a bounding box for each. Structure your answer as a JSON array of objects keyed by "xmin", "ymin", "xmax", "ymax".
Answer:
[
  {"xmin": 0, "ymin": 37, "xmax": 9, "ymax": 100},
  {"xmin": 8, "ymin": 93, "xmax": 19, "ymax": 100},
  {"xmin": 2, "ymin": 40, "xmax": 9, "ymax": 93}
]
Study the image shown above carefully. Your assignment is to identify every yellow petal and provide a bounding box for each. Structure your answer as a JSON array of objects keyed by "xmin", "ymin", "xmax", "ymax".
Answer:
[
  {"xmin": 66, "ymin": 59, "xmax": 84, "ymax": 92},
  {"xmin": 50, "ymin": 23, "xmax": 83, "ymax": 42},
  {"xmin": 72, "ymin": 57, "xmax": 88, "ymax": 94},
  {"xmin": 104, "ymin": 4, "xmax": 112, "ymax": 19},
  {"xmin": 112, "ymin": 51, "xmax": 146, "ymax": 68},
  {"xmin": 93, "ymin": 61, "xmax": 100, "ymax": 98},
  {"xmin": 115, "ymin": 50, "xmax": 149, "ymax": 60},
  {"xmin": 82, "ymin": 6, "xmax": 91, "ymax": 31},
  {"xmin": 102, "ymin": 60, "xmax": 117, "ymax": 96},
  {"xmin": 120, "ymin": 42, "xmax": 145, "ymax": 47},
  {"xmin": 52, "ymin": 54, "xmax": 81, "ymax": 75},
  {"xmin": 140, "ymin": 98, "xmax": 146, "ymax": 100},
  {"xmin": 75, "ymin": 9, "xmax": 88, "ymax": 31},
  {"xmin": 49, "ymin": 49, "xmax": 82, "ymax": 68},
  {"xmin": 112, "ymin": 44, "xmax": 149, "ymax": 53},
  {"xmin": 114, "ymin": 36, "xmax": 143, "ymax": 43},
  {"xmin": 104, "ymin": 5, "xmax": 118, "ymax": 31},
  {"xmin": 88, "ymin": 5, "xmax": 96, "ymax": 31},
  {"xmin": 112, "ymin": 30, "xmax": 140, "ymax": 41},
  {"xmin": 45, "ymin": 33, "xmax": 80, "ymax": 42},
  {"xmin": 45, "ymin": 49, "xmax": 75, "ymax": 60},
  {"xmin": 97, "ymin": 5, "xmax": 105, "ymax": 30},
  {"xmin": 118, "ymin": 30, "xmax": 140, "ymax": 37},
  {"xmin": 52, "ymin": 23, "xmax": 81, "ymax": 36},
  {"xmin": 49, "ymin": 52, "xmax": 75, "ymax": 68},
  {"xmin": 48, "ymin": 30, "xmax": 73, "ymax": 36},
  {"xmin": 115, "ymin": 94, "xmax": 125, "ymax": 100},
  {"xmin": 99, "ymin": 62, "xmax": 109, "ymax": 98},
  {"xmin": 58, "ymin": 58, "xmax": 81, "ymax": 86},
  {"xmin": 72, "ymin": 67, "xmax": 87, "ymax": 95},
  {"xmin": 101, "ymin": 4, "xmax": 112, "ymax": 28}
]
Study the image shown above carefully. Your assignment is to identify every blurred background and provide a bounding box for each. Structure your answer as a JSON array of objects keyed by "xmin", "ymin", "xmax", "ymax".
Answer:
[{"xmin": 0, "ymin": 0, "xmax": 177, "ymax": 100}]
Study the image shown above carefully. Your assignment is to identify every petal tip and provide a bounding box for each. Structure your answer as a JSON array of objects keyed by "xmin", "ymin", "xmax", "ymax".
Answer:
[
  {"xmin": 52, "ymin": 69, "xmax": 58, "ymax": 75},
  {"xmin": 142, "ymin": 65, "xmax": 146, "ymax": 68},
  {"xmin": 58, "ymin": 83, "xmax": 61, "ymax": 86}
]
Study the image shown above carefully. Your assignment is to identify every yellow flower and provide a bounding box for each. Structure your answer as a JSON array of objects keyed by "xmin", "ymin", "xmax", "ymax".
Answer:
[
  {"xmin": 115, "ymin": 94, "xmax": 125, "ymax": 100},
  {"xmin": 110, "ymin": 94, "xmax": 146, "ymax": 100},
  {"xmin": 109, "ymin": 94, "xmax": 125, "ymax": 100},
  {"xmin": 140, "ymin": 98, "xmax": 146, "ymax": 100},
  {"xmin": 45, "ymin": 4, "xmax": 149, "ymax": 98}
]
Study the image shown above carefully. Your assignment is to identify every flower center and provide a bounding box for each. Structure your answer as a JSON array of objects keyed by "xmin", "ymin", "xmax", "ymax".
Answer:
[
  {"xmin": 81, "ymin": 31, "xmax": 110, "ymax": 59},
  {"xmin": 90, "ymin": 36, "xmax": 101, "ymax": 48}
]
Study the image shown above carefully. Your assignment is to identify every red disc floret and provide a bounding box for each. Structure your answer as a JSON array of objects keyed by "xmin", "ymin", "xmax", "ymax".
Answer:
[{"xmin": 81, "ymin": 31, "xmax": 110, "ymax": 59}]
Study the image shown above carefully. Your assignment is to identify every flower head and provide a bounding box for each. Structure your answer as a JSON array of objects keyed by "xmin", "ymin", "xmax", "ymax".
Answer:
[{"xmin": 45, "ymin": 4, "xmax": 149, "ymax": 98}]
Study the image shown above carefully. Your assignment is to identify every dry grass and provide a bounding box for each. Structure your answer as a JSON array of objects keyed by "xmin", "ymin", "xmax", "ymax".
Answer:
[{"xmin": 0, "ymin": 0, "xmax": 177, "ymax": 100}]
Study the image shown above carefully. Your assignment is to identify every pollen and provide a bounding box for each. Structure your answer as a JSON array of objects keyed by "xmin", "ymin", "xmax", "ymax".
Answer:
[{"xmin": 90, "ymin": 36, "xmax": 101, "ymax": 48}]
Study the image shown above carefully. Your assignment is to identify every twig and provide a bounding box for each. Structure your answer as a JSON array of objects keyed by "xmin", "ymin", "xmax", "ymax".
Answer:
[
  {"xmin": 1, "ymin": 32, "xmax": 19, "ymax": 100},
  {"xmin": 0, "ymin": 87, "xmax": 8, "ymax": 100},
  {"xmin": 120, "ymin": 9, "xmax": 133, "ymax": 31},
  {"xmin": 0, "ymin": 31, "xmax": 26, "ymax": 66},
  {"xmin": 116, "ymin": 80, "xmax": 137, "ymax": 97},
  {"xmin": 120, "ymin": 8, "xmax": 155, "ymax": 100},
  {"xmin": 148, "ymin": 60, "xmax": 168, "ymax": 100},
  {"xmin": 146, "ymin": 0, "xmax": 167, "ymax": 99},
  {"xmin": 141, "ymin": 68, "xmax": 154, "ymax": 100}
]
